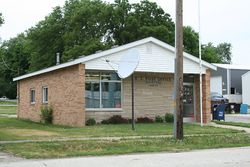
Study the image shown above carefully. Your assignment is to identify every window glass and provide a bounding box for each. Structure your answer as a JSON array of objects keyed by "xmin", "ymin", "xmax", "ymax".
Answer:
[
  {"xmin": 85, "ymin": 82, "xmax": 100, "ymax": 108},
  {"xmin": 101, "ymin": 72, "xmax": 121, "ymax": 81},
  {"xmin": 183, "ymin": 74, "xmax": 194, "ymax": 83},
  {"xmin": 42, "ymin": 87, "xmax": 48, "ymax": 103},
  {"xmin": 86, "ymin": 73, "xmax": 99, "ymax": 81},
  {"xmin": 85, "ymin": 72, "xmax": 122, "ymax": 109},
  {"xmin": 101, "ymin": 82, "xmax": 121, "ymax": 108},
  {"xmin": 30, "ymin": 89, "xmax": 35, "ymax": 103}
]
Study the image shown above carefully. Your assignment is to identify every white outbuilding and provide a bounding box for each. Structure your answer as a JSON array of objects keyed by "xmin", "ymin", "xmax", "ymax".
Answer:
[{"xmin": 242, "ymin": 71, "xmax": 250, "ymax": 105}]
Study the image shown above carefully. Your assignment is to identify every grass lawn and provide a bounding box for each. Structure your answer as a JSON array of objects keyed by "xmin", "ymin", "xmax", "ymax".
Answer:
[
  {"xmin": 0, "ymin": 106, "xmax": 17, "ymax": 115},
  {"xmin": 0, "ymin": 101, "xmax": 17, "ymax": 115},
  {"xmin": 0, "ymin": 117, "xmax": 242, "ymax": 141},
  {"xmin": 0, "ymin": 101, "xmax": 17, "ymax": 105},
  {"xmin": 0, "ymin": 117, "xmax": 248, "ymax": 159},
  {"xmin": 215, "ymin": 121, "xmax": 250, "ymax": 128},
  {"xmin": 1, "ymin": 134, "xmax": 250, "ymax": 159}
]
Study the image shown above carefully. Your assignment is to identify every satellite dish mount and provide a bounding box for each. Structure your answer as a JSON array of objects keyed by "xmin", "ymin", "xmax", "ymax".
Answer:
[{"xmin": 117, "ymin": 49, "xmax": 140, "ymax": 130}]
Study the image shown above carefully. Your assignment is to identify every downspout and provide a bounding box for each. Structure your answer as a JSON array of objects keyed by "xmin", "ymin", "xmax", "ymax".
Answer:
[
  {"xmin": 227, "ymin": 69, "xmax": 231, "ymax": 95},
  {"xmin": 17, "ymin": 81, "xmax": 20, "ymax": 118}
]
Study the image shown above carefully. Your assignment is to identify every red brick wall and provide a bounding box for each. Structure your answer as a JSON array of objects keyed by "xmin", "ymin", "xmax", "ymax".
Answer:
[
  {"xmin": 17, "ymin": 64, "xmax": 85, "ymax": 127},
  {"xmin": 195, "ymin": 69, "xmax": 211, "ymax": 123}
]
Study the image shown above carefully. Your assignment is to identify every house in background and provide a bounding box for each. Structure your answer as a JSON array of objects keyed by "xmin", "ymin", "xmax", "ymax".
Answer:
[
  {"xmin": 242, "ymin": 71, "xmax": 250, "ymax": 106},
  {"xmin": 13, "ymin": 37, "xmax": 216, "ymax": 127},
  {"xmin": 210, "ymin": 64, "xmax": 250, "ymax": 104}
]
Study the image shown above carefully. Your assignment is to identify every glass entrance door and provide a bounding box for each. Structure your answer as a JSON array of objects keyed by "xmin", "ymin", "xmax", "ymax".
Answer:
[{"xmin": 183, "ymin": 83, "xmax": 195, "ymax": 119}]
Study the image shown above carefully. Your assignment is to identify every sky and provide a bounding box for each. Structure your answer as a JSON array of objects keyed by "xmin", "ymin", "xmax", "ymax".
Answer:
[{"xmin": 0, "ymin": 0, "xmax": 249, "ymax": 65}]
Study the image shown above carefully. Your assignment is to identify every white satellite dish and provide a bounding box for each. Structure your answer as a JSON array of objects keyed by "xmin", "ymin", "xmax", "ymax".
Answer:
[
  {"xmin": 104, "ymin": 48, "xmax": 140, "ymax": 131},
  {"xmin": 117, "ymin": 49, "xmax": 140, "ymax": 79}
]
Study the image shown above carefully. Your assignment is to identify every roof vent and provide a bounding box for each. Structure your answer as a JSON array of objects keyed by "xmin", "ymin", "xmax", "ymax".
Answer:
[
  {"xmin": 67, "ymin": 59, "xmax": 74, "ymax": 62},
  {"xmin": 95, "ymin": 50, "xmax": 102, "ymax": 53},
  {"xmin": 56, "ymin": 53, "xmax": 60, "ymax": 65},
  {"xmin": 111, "ymin": 45, "xmax": 119, "ymax": 49},
  {"xmin": 79, "ymin": 55, "xmax": 85, "ymax": 58}
]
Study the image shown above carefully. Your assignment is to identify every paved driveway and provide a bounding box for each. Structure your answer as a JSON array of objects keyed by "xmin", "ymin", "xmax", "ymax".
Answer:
[
  {"xmin": 1, "ymin": 147, "xmax": 250, "ymax": 167},
  {"xmin": 225, "ymin": 114, "xmax": 250, "ymax": 123}
]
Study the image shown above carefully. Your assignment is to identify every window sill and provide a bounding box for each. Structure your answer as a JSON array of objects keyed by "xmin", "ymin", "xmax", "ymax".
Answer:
[
  {"xmin": 86, "ymin": 108, "xmax": 123, "ymax": 112},
  {"xmin": 30, "ymin": 102, "xmax": 36, "ymax": 105}
]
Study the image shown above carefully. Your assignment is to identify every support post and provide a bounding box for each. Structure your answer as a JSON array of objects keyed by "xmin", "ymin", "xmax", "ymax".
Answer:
[{"xmin": 131, "ymin": 74, "xmax": 135, "ymax": 130}]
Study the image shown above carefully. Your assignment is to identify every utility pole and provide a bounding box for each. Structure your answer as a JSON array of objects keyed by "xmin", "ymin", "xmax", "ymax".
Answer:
[{"xmin": 174, "ymin": 0, "xmax": 184, "ymax": 140}]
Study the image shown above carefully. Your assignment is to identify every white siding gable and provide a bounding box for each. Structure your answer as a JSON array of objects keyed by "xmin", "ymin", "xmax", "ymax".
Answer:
[
  {"xmin": 85, "ymin": 42, "xmax": 207, "ymax": 74},
  {"xmin": 14, "ymin": 37, "xmax": 214, "ymax": 81}
]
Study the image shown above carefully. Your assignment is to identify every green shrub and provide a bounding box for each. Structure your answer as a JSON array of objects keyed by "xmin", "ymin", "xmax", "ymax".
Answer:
[
  {"xmin": 165, "ymin": 113, "xmax": 174, "ymax": 123},
  {"xmin": 128, "ymin": 118, "xmax": 132, "ymax": 123},
  {"xmin": 109, "ymin": 115, "xmax": 129, "ymax": 124},
  {"xmin": 136, "ymin": 117, "xmax": 154, "ymax": 123},
  {"xmin": 101, "ymin": 115, "xmax": 128, "ymax": 124},
  {"xmin": 155, "ymin": 115, "xmax": 164, "ymax": 123},
  {"xmin": 101, "ymin": 119, "xmax": 110, "ymax": 124},
  {"xmin": 40, "ymin": 106, "xmax": 53, "ymax": 124},
  {"xmin": 86, "ymin": 118, "xmax": 96, "ymax": 126}
]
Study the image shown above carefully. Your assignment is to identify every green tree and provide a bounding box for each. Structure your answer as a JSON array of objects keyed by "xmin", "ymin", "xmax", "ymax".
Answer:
[
  {"xmin": 216, "ymin": 43, "xmax": 232, "ymax": 64},
  {"xmin": 111, "ymin": 0, "xmax": 175, "ymax": 45},
  {"xmin": 27, "ymin": 6, "xmax": 64, "ymax": 71},
  {"xmin": 0, "ymin": 34, "xmax": 30, "ymax": 98},
  {"xmin": 0, "ymin": 12, "xmax": 4, "ymax": 42},
  {"xmin": 62, "ymin": 0, "xmax": 112, "ymax": 60},
  {"xmin": 183, "ymin": 26, "xmax": 199, "ymax": 56},
  {"xmin": 0, "ymin": 0, "xmax": 233, "ymax": 98},
  {"xmin": 201, "ymin": 43, "xmax": 220, "ymax": 63},
  {"xmin": 27, "ymin": 0, "xmax": 176, "ymax": 69},
  {"xmin": 0, "ymin": 13, "xmax": 3, "ymax": 26},
  {"xmin": 201, "ymin": 42, "xmax": 232, "ymax": 64}
]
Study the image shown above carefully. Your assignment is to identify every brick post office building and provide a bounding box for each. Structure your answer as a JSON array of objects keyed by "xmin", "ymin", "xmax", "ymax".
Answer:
[{"xmin": 13, "ymin": 37, "xmax": 216, "ymax": 127}]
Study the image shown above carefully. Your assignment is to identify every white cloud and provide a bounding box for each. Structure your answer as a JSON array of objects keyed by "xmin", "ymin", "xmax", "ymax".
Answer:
[
  {"xmin": 0, "ymin": 0, "xmax": 65, "ymax": 40},
  {"xmin": 151, "ymin": 0, "xmax": 250, "ymax": 65}
]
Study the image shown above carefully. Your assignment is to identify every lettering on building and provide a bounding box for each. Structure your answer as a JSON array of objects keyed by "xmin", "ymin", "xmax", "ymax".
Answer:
[{"xmin": 135, "ymin": 76, "xmax": 172, "ymax": 87}]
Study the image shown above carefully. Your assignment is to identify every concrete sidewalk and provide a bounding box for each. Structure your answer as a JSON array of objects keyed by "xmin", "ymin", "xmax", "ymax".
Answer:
[
  {"xmin": 225, "ymin": 114, "xmax": 250, "ymax": 123},
  {"xmin": 1, "ymin": 147, "xmax": 250, "ymax": 167},
  {"xmin": 0, "ymin": 114, "xmax": 17, "ymax": 118},
  {"xmin": 0, "ymin": 105, "xmax": 17, "ymax": 107},
  {"xmin": 0, "ymin": 132, "xmax": 242, "ymax": 144},
  {"xmin": 0, "ymin": 135, "xmax": 170, "ymax": 144},
  {"xmin": 0, "ymin": 152, "xmax": 23, "ymax": 163},
  {"xmin": 209, "ymin": 122, "xmax": 250, "ymax": 133},
  {"xmin": 0, "ymin": 134, "xmax": 229, "ymax": 144}
]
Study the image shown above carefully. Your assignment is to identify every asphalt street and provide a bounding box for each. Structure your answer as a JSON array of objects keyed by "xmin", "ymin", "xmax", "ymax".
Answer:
[{"xmin": 1, "ymin": 147, "xmax": 250, "ymax": 167}]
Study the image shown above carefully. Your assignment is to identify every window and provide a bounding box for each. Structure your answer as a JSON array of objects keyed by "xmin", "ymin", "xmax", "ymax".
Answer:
[
  {"xmin": 231, "ymin": 87, "xmax": 236, "ymax": 94},
  {"xmin": 30, "ymin": 89, "xmax": 35, "ymax": 104},
  {"xmin": 85, "ymin": 82, "xmax": 100, "ymax": 108},
  {"xmin": 101, "ymin": 82, "xmax": 121, "ymax": 108},
  {"xmin": 42, "ymin": 87, "xmax": 48, "ymax": 103},
  {"xmin": 85, "ymin": 72, "xmax": 121, "ymax": 109}
]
